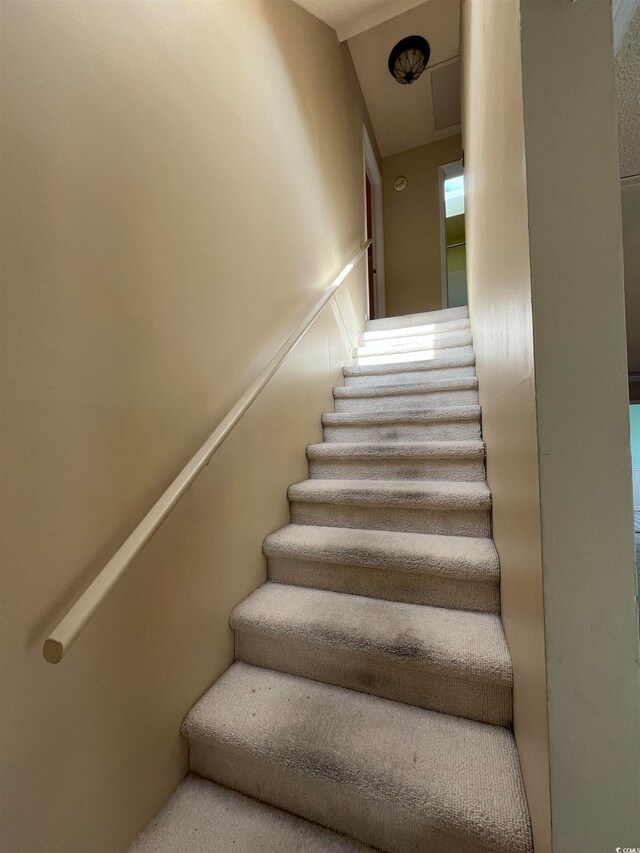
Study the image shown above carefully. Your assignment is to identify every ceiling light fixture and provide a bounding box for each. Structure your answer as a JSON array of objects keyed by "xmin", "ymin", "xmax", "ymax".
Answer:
[{"xmin": 387, "ymin": 35, "xmax": 431, "ymax": 85}]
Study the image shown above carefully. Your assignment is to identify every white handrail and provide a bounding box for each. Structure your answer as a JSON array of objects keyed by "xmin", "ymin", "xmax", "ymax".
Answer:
[{"xmin": 43, "ymin": 240, "xmax": 370, "ymax": 663}]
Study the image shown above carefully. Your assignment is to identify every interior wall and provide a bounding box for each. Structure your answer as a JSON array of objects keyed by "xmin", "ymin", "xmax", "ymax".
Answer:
[
  {"xmin": 460, "ymin": 2, "xmax": 551, "ymax": 850},
  {"xmin": 381, "ymin": 135, "xmax": 463, "ymax": 317},
  {"xmin": 519, "ymin": 1, "xmax": 640, "ymax": 849},
  {"xmin": 0, "ymin": 2, "xmax": 374, "ymax": 851}
]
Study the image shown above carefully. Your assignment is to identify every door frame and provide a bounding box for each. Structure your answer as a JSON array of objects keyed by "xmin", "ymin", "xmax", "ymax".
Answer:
[
  {"xmin": 362, "ymin": 125, "xmax": 385, "ymax": 320},
  {"xmin": 439, "ymin": 159, "xmax": 464, "ymax": 309}
]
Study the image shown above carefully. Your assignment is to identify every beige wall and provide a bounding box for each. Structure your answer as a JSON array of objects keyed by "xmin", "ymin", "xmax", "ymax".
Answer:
[
  {"xmin": 381, "ymin": 135, "xmax": 463, "ymax": 317},
  {"xmin": 519, "ymin": 1, "xmax": 640, "ymax": 849},
  {"xmin": 0, "ymin": 2, "xmax": 374, "ymax": 851},
  {"xmin": 463, "ymin": 0, "xmax": 640, "ymax": 850},
  {"xmin": 460, "ymin": 2, "xmax": 551, "ymax": 850}
]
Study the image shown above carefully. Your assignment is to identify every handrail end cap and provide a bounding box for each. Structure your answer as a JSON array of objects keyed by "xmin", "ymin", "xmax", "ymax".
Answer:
[{"xmin": 43, "ymin": 639, "xmax": 64, "ymax": 664}]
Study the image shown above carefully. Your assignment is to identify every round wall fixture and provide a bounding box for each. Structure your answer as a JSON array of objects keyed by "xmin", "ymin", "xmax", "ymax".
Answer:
[
  {"xmin": 388, "ymin": 35, "xmax": 430, "ymax": 85},
  {"xmin": 393, "ymin": 176, "xmax": 407, "ymax": 192}
]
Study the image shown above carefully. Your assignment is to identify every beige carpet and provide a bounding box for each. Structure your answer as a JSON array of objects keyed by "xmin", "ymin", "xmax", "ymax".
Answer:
[
  {"xmin": 131, "ymin": 306, "xmax": 533, "ymax": 853},
  {"xmin": 129, "ymin": 774, "xmax": 375, "ymax": 852}
]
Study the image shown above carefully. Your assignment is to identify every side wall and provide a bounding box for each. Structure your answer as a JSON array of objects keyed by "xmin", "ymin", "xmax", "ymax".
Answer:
[
  {"xmin": 519, "ymin": 1, "xmax": 640, "ymax": 849},
  {"xmin": 463, "ymin": 0, "xmax": 640, "ymax": 849},
  {"xmin": 381, "ymin": 135, "xmax": 463, "ymax": 317},
  {"xmin": 460, "ymin": 2, "xmax": 551, "ymax": 850},
  {"xmin": 0, "ymin": 2, "xmax": 373, "ymax": 851}
]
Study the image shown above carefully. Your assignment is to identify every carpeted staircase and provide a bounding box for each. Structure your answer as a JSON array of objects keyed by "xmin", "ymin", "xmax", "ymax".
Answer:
[{"xmin": 130, "ymin": 306, "xmax": 533, "ymax": 853}]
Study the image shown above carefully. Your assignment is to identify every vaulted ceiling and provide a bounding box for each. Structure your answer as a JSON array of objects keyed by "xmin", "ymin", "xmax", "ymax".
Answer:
[
  {"xmin": 295, "ymin": 0, "xmax": 460, "ymax": 158},
  {"xmin": 293, "ymin": 0, "xmax": 429, "ymax": 41},
  {"xmin": 296, "ymin": 0, "xmax": 637, "ymax": 163},
  {"xmin": 347, "ymin": 1, "xmax": 460, "ymax": 157}
]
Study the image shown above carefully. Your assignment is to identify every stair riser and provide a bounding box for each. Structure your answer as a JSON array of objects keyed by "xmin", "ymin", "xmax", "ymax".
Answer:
[
  {"xmin": 355, "ymin": 345, "xmax": 474, "ymax": 365},
  {"xmin": 362, "ymin": 319, "xmax": 470, "ymax": 343},
  {"xmin": 187, "ymin": 739, "xmax": 492, "ymax": 853},
  {"xmin": 334, "ymin": 389, "xmax": 479, "ymax": 413},
  {"xmin": 235, "ymin": 629, "xmax": 511, "ymax": 726},
  {"xmin": 355, "ymin": 333, "xmax": 472, "ymax": 358},
  {"xmin": 344, "ymin": 366, "xmax": 477, "ymax": 387},
  {"xmin": 323, "ymin": 421, "xmax": 482, "ymax": 443},
  {"xmin": 266, "ymin": 556, "xmax": 500, "ymax": 612},
  {"xmin": 366, "ymin": 305, "xmax": 468, "ymax": 331},
  {"xmin": 290, "ymin": 502, "xmax": 491, "ymax": 537},
  {"xmin": 308, "ymin": 457, "xmax": 486, "ymax": 481}
]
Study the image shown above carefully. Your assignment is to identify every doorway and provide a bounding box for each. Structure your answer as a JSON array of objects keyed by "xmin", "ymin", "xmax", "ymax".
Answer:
[
  {"xmin": 439, "ymin": 160, "xmax": 468, "ymax": 308},
  {"xmin": 630, "ymin": 403, "xmax": 640, "ymax": 578},
  {"xmin": 363, "ymin": 125, "xmax": 385, "ymax": 320},
  {"xmin": 366, "ymin": 174, "xmax": 375, "ymax": 318}
]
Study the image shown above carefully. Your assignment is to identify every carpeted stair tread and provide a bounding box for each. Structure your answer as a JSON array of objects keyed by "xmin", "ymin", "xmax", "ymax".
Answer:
[
  {"xmin": 322, "ymin": 406, "xmax": 481, "ymax": 427},
  {"xmin": 354, "ymin": 331, "xmax": 472, "ymax": 358},
  {"xmin": 288, "ymin": 479, "xmax": 492, "ymax": 537},
  {"xmin": 343, "ymin": 357, "xmax": 477, "ymax": 388},
  {"xmin": 182, "ymin": 662, "xmax": 533, "ymax": 853},
  {"xmin": 128, "ymin": 773, "xmax": 374, "ymax": 852},
  {"xmin": 306, "ymin": 441, "xmax": 485, "ymax": 481},
  {"xmin": 263, "ymin": 524, "xmax": 500, "ymax": 611},
  {"xmin": 231, "ymin": 583, "xmax": 512, "ymax": 724},
  {"xmin": 345, "ymin": 369, "xmax": 477, "ymax": 388},
  {"xmin": 263, "ymin": 524, "xmax": 497, "ymax": 578},
  {"xmin": 354, "ymin": 345, "xmax": 474, "ymax": 366},
  {"xmin": 333, "ymin": 377, "xmax": 479, "ymax": 399},
  {"xmin": 361, "ymin": 317, "xmax": 470, "ymax": 342},
  {"xmin": 288, "ymin": 478, "xmax": 491, "ymax": 510},
  {"xmin": 365, "ymin": 305, "xmax": 469, "ymax": 331},
  {"xmin": 333, "ymin": 380, "xmax": 479, "ymax": 413},
  {"xmin": 344, "ymin": 352, "xmax": 476, "ymax": 378},
  {"xmin": 322, "ymin": 406, "xmax": 482, "ymax": 443},
  {"xmin": 307, "ymin": 440, "xmax": 485, "ymax": 461}
]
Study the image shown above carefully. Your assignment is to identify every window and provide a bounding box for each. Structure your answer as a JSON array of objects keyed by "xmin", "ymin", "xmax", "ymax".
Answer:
[{"xmin": 440, "ymin": 162, "xmax": 467, "ymax": 308}]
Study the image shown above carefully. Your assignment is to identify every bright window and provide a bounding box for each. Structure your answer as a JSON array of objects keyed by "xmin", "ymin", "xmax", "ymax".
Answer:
[{"xmin": 444, "ymin": 175, "xmax": 464, "ymax": 217}]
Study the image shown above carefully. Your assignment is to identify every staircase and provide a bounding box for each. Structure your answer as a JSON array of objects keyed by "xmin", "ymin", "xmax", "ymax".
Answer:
[{"xmin": 130, "ymin": 306, "xmax": 533, "ymax": 853}]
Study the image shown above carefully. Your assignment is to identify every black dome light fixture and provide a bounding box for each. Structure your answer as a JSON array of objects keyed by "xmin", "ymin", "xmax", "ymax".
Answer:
[{"xmin": 387, "ymin": 35, "xmax": 431, "ymax": 85}]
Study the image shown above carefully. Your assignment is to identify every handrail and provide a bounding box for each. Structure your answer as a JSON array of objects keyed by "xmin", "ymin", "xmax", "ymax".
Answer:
[{"xmin": 43, "ymin": 240, "xmax": 371, "ymax": 663}]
